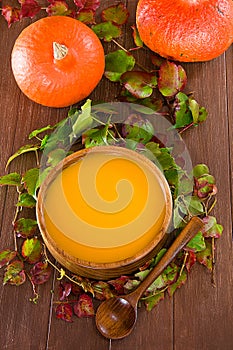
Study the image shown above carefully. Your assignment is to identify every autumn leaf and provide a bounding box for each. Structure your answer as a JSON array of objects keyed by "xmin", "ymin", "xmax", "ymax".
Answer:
[
  {"xmin": 0, "ymin": 172, "xmax": 21, "ymax": 186},
  {"xmin": 2, "ymin": 6, "xmax": 20, "ymax": 27},
  {"xmin": 108, "ymin": 276, "xmax": 129, "ymax": 295},
  {"xmin": 168, "ymin": 269, "xmax": 187, "ymax": 297},
  {"xmin": 185, "ymin": 232, "xmax": 206, "ymax": 253},
  {"xmin": 158, "ymin": 61, "xmax": 187, "ymax": 97},
  {"xmin": 102, "ymin": 3, "xmax": 129, "ymax": 25},
  {"xmin": 16, "ymin": 193, "xmax": 36, "ymax": 208},
  {"xmin": 21, "ymin": 238, "xmax": 42, "ymax": 264},
  {"xmin": 76, "ymin": 8, "xmax": 95, "ymax": 24},
  {"xmin": 14, "ymin": 218, "xmax": 38, "ymax": 238},
  {"xmin": 55, "ymin": 303, "xmax": 73, "ymax": 322},
  {"xmin": 22, "ymin": 168, "xmax": 39, "ymax": 198},
  {"xmin": 92, "ymin": 281, "xmax": 114, "ymax": 300},
  {"xmin": 30, "ymin": 262, "xmax": 52, "ymax": 285},
  {"xmin": 196, "ymin": 240, "xmax": 213, "ymax": 270},
  {"xmin": 131, "ymin": 25, "xmax": 143, "ymax": 47},
  {"xmin": 46, "ymin": 1, "xmax": 71, "ymax": 16},
  {"xmin": 144, "ymin": 291, "xmax": 165, "ymax": 311},
  {"xmin": 19, "ymin": 0, "xmax": 41, "ymax": 19},
  {"xmin": 74, "ymin": 0, "xmax": 100, "ymax": 11},
  {"xmin": 185, "ymin": 251, "xmax": 197, "ymax": 272},
  {"xmin": 105, "ymin": 50, "xmax": 135, "ymax": 82},
  {"xmin": 121, "ymin": 71, "xmax": 157, "ymax": 99},
  {"xmin": 73, "ymin": 294, "xmax": 95, "ymax": 317},
  {"xmin": 92, "ymin": 21, "xmax": 122, "ymax": 42},
  {"xmin": 0, "ymin": 250, "xmax": 17, "ymax": 268},
  {"xmin": 3, "ymin": 260, "xmax": 26, "ymax": 286},
  {"xmin": 58, "ymin": 281, "xmax": 72, "ymax": 300}
]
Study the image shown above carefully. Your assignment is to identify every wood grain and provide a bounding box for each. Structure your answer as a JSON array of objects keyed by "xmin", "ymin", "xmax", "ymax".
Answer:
[{"xmin": 0, "ymin": 1, "xmax": 233, "ymax": 349}]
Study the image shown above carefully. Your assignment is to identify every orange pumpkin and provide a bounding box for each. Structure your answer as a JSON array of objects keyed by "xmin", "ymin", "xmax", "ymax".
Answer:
[
  {"xmin": 136, "ymin": 0, "xmax": 233, "ymax": 62},
  {"xmin": 11, "ymin": 16, "xmax": 105, "ymax": 107}
]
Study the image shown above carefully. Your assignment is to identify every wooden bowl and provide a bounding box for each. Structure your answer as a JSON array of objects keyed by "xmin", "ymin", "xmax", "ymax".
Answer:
[{"xmin": 36, "ymin": 146, "xmax": 172, "ymax": 279}]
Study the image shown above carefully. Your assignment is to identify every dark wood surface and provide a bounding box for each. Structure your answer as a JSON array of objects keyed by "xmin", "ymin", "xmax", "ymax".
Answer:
[{"xmin": 0, "ymin": 1, "xmax": 233, "ymax": 349}]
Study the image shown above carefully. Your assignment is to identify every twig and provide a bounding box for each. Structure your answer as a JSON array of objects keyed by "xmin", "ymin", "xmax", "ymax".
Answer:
[{"xmin": 112, "ymin": 39, "xmax": 151, "ymax": 73}]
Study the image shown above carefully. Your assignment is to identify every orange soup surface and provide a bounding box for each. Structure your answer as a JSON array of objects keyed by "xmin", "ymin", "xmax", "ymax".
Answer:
[{"xmin": 43, "ymin": 150, "xmax": 167, "ymax": 263}]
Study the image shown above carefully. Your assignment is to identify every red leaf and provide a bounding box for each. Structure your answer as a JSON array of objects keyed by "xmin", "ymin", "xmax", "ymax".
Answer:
[
  {"xmin": 108, "ymin": 276, "xmax": 129, "ymax": 295},
  {"xmin": 58, "ymin": 282, "xmax": 72, "ymax": 300},
  {"xmin": 92, "ymin": 281, "xmax": 114, "ymax": 301},
  {"xmin": 19, "ymin": 0, "xmax": 41, "ymax": 19},
  {"xmin": 74, "ymin": 0, "xmax": 100, "ymax": 11},
  {"xmin": 185, "ymin": 251, "xmax": 196, "ymax": 272},
  {"xmin": 30, "ymin": 262, "xmax": 51, "ymax": 285},
  {"xmin": 73, "ymin": 294, "xmax": 95, "ymax": 318},
  {"xmin": 0, "ymin": 250, "xmax": 17, "ymax": 268},
  {"xmin": 158, "ymin": 61, "xmax": 187, "ymax": 97},
  {"xmin": 55, "ymin": 303, "xmax": 73, "ymax": 322},
  {"xmin": 2, "ymin": 6, "xmax": 20, "ymax": 27}
]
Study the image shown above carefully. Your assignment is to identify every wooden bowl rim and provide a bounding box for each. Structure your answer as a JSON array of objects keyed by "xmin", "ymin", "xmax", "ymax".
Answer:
[{"xmin": 36, "ymin": 145, "xmax": 173, "ymax": 271}]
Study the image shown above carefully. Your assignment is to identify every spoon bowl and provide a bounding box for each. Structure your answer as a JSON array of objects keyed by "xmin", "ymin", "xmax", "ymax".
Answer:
[
  {"xmin": 95, "ymin": 217, "xmax": 204, "ymax": 340},
  {"xmin": 96, "ymin": 297, "xmax": 136, "ymax": 339}
]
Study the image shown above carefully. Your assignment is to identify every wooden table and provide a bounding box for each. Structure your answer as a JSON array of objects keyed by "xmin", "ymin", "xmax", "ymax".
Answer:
[{"xmin": 0, "ymin": 1, "xmax": 233, "ymax": 349}]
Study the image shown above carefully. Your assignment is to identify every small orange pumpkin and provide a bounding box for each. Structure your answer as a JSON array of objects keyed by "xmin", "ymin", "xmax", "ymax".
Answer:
[
  {"xmin": 136, "ymin": 0, "xmax": 233, "ymax": 62},
  {"xmin": 11, "ymin": 16, "xmax": 105, "ymax": 107}
]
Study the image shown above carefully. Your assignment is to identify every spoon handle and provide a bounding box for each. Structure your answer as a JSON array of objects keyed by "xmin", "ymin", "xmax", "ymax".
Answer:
[{"xmin": 126, "ymin": 217, "xmax": 204, "ymax": 306}]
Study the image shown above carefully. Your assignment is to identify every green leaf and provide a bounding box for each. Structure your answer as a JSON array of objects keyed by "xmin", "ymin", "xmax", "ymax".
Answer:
[
  {"xmin": 28, "ymin": 125, "xmax": 54, "ymax": 139},
  {"xmin": 121, "ymin": 71, "xmax": 157, "ymax": 99},
  {"xmin": 6, "ymin": 144, "xmax": 40, "ymax": 168},
  {"xmin": 196, "ymin": 240, "xmax": 213, "ymax": 270},
  {"xmin": 189, "ymin": 98, "xmax": 200, "ymax": 124},
  {"xmin": 168, "ymin": 269, "xmax": 187, "ymax": 297},
  {"xmin": 3, "ymin": 260, "xmax": 26, "ymax": 286},
  {"xmin": 131, "ymin": 25, "xmax": 143, "ymax": 47},
  {"xmin": 83, "ymin": 124, "xmax": 114, "ymax": 148},
  {"xmin": 192, "ymin": 164, "xmax": 210, "ymax": 178},
  {"xmin": 0, "ymin": 250, "xmax": 17, "ymax": 268},
  {"xmin": 21, "ymin": 238, "xmax": 42, "ymax": 264},
  {"xmin": 77, "ymin": 9, "xmax": 95, "ymax": 24},
  {"xmin": 16, "ymin": 193, "xmax": 36, "ymax": 208},
  {"xmin": 105, "ymin": 50, "xmax": 135, "ymax": 82},
  {"xmin": 0, "ymin": 172, "xmax": 21, "ymax": 186},
  {"xmin": 158, "ymin": 61, "xmax": 187, "ymax": 97},
  {"xmin": 173, "ymin": 92, "xmax": 193, "ymax": 128},
  {"xmin": 147, "ymin": 275, "xmax": 165, "ymax": 292},
  {"xmin": 123, "ymin": 116, "xmax": 154, "ymax": 144},
  {"xmin": 198, "ymin": 107, "xmax": 208, "ymax": 122},
  {"xmin": 46, "ymin": 1, "xmax": 71, "ymax": 16},
  {"xmin": 102, "ymin": 3, "xmax": 129, "ymax": 25},
  {"xmin": 46, "ymin": 149, "xmax": 67, "ymax": 167},
  {"xmin": 22, "ymin": 168, "xmax": 39, "ymax": 198},
  {"xmin": 92, "ymin": 21, "xmax": 122, "ymax": 42},
  {"xmin": 185, "ymin": 231, "xmax": 206, "ymax": 253},
  {"xmin": 14, "ymin": 218, "xmax": 38, "ymax": 238},
  {"xmin": 144, "ymin": 291, "xmax": 165, "ymax": 311},
  {"xmin": 188, "ymin": 196, "xmax": 204, "ymax": 215},
  {"xmin": 157, "ymin": 148, "xmax": 176, "ymax": 171},
  {"xmin": 202, "ymin": 216, "xmax": 223, "ymax": 239},
  {"xmin": 70, "ymin": 99, "xmax": 93, "ymax": 142}
]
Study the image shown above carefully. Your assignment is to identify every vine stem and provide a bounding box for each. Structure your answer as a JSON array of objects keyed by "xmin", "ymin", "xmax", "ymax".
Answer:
[
  {"xmin": 211, "ymin": 237, "xmax": 216, "ymax": 287},
  {"xmin": 112, "ymin": 39, "xmax": 151, "ymax": 73},
  {"xmin": 43, "ymin": 245, "xmax": 94, "ymax": 295},
  {"xmin": 11, "ymin": 186, "xmax": 22, "ymax": 251}
]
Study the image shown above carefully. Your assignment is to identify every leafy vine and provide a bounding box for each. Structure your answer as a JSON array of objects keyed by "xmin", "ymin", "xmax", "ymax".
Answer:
[{"xmin": 0, "ymin": 2, "xmax": 223, "ymax": 322}]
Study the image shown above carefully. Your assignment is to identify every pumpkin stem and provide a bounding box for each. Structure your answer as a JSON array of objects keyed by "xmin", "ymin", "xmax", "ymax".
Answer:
[{"xmin": 53, "ymin": 42, "xmax": 68, "ymax": 60}]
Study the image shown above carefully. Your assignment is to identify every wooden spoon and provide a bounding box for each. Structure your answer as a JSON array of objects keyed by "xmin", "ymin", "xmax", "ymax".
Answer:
[{"xmin": 95, "ymin": 217, "xmax": 204, "ymax": 340}]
